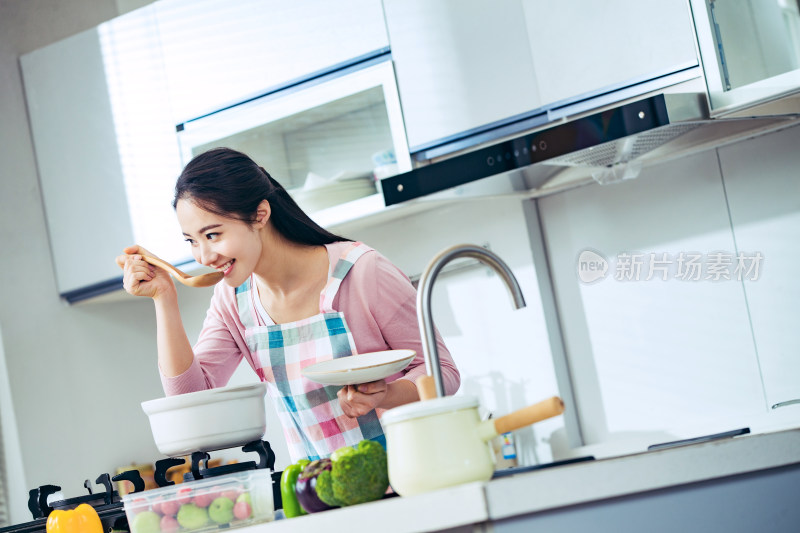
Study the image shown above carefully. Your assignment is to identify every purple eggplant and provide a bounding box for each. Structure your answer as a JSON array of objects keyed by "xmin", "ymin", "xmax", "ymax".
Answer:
[{"xmin": 294, "ymin": 459, "xmax": 335, "ymax": 513}]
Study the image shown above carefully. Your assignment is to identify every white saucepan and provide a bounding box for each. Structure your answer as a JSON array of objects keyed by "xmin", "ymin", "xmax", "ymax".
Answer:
[
  {"xmin": 141, "ymin": 383, "xmax": 268, "ymax": 457},
  {"xmin": 381, "ymin": 394, "xmax": 564, "ymax": 496}
]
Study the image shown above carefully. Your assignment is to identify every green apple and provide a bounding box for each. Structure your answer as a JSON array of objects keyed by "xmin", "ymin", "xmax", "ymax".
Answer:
[
  {"xmin": 177, "ymin": 503, "xmax": 209, "ymax": 529},
  {"xmin": 208, "ymin": 497, "xmax": 235, "ymax": 524},
  {"xmin": 132, "ymin": 510, "xmax": 161, "ymax": 533}
]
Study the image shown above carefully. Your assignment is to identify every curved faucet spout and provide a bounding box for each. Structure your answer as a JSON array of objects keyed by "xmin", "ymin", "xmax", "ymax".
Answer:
[{"xmin": 416, "ymin": 244, "xmax": 526, "ymax": 398}]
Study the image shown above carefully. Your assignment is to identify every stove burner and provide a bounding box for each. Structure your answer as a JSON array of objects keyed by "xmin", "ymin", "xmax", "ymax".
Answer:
[
  {"xmin": 5, "ymin": 470, "xmax": 146, "ymax": 533},
  {"xmin": 153, "ymin": 457, "xmax": 185, "ymax": 487},
  {"xmin": 26, "ymin": 470, "xmax": 144, "ymax": 520},
  {"xmin": 26, "ymin": 485, "xmax": 59, "ymax": 520},
  {"xmin": 157, "ymin": 439, "xmax": 276, "ymax": 483}
]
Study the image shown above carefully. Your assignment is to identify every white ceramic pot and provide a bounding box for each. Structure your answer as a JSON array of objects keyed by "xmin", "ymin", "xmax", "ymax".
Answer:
[
  {"xmin": 382, "ymin": 395, "xmax": 563, "ymax": 496},
  {"xmin": 141, "ymin": 383, "xmax": 268, "ymax": 457}
]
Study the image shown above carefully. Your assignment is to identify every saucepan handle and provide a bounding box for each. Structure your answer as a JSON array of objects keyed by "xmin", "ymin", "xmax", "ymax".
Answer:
[
  {"xmin": 416, "ymin": 375, "xmax": 437, "ymax": 401},
  {"xmin": 493, "ymin": 396, "xmax": 564, "ymax": 435}
]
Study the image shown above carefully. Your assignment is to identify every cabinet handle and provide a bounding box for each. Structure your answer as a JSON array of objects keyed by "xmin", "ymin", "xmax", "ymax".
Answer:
[{"xmin": 771, "ymin": 399, "xmax": 800, "ymax": 409}]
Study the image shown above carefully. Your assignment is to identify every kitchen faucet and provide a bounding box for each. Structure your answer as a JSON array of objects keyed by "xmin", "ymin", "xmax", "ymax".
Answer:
[{"xmin": 416, "ymin": 244, "xmax": 526, "ymax": 398}]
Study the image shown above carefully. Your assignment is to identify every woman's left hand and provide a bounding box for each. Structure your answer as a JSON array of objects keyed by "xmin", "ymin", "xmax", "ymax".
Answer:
[{"xmin": 338, "ymin": 380, "xmax": 388, "ymax": 418}]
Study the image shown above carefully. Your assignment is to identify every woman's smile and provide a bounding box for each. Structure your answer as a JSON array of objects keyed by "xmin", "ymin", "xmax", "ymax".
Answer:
[{"xmin": 215, "ymin": 259, "xmax": 236, "ymax": 276}]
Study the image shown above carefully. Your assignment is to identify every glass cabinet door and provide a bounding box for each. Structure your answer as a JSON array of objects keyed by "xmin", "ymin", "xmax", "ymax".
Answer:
[
  {"xmin": 176, "ymin": 58, "xmax": 411, "ymax": 220},
  {"xmin": 690, "ymin": 0, "xmax": 800, "ymax": 115}
]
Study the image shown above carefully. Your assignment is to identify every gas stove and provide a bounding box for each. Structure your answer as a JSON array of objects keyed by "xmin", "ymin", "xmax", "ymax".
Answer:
[
  {"xmin": 0, "ymin": 440, "xmax": 282, "ymax": 533},
  {"xmin": 1, "ymin": 471, "xmax": 138, "ymax": 533}
]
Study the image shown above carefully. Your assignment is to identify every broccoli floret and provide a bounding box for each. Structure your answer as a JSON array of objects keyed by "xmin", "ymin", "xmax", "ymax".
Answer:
[
  {"xmin": 315, "ymin": 440, "xmax": 389, "ymax": 507},
  {"xmin": 312, "ymin": 461, "xmax": 342, "ymax": 508}
]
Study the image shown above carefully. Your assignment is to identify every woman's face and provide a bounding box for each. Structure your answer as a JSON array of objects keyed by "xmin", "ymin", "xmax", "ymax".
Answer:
[{"xmin": 176, "ymin": 199, "xmax": 264, "ymax": 287}]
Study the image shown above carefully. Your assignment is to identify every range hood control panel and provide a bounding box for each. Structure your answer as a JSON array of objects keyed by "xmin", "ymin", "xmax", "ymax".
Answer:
[{"xmin": 382, "ymin": 95, "xmax": 670, "ymax": 206}]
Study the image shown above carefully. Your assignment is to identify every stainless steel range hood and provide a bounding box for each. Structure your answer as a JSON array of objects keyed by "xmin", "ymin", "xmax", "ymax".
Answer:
[
  {"xmin": 381, "ymin": 79, "xmax": 800, "ymax": 206},
  {"xmin": 382, "ymin": 0, "xmax": 800, "ymax": 206}
]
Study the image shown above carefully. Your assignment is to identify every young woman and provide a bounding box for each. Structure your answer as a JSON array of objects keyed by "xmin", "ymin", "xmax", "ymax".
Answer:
[{"xmin": 117, "ymin": 147, "xmax": 460, "ymax": 462}]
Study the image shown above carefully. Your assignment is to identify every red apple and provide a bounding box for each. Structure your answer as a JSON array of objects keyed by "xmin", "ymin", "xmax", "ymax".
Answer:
[
  {"xmin": 233, "ymin": 500, "xmax": 252, "ymax": 520},
  {"xmin": 160, "ymin": 499, "xmax": 180, "ymax": 517},
  {"xmin": 193, "ymin": 492, "xmax": 214, "ymax": 508},
  {"xmin": 128, "ymin": 496, "xmax": 149, "ymax": 514},
  {"xmin": 221, "ymin": 489, "xmax": 240, "ymax": 501},
  {"xmin": 150, "ymin": 495, "xmax": 164, "ymax": 514},
  {"xmin": 160, "ymin": 514, "xmax": 179, "ymax": 533},
  {"xmin": 175, "ymin": 487, "xmax": 192, "ymax": 505}
]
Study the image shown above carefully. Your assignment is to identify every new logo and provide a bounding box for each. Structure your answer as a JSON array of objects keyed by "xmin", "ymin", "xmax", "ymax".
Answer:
[{"xmin": 577, "ymin": 249, "xmax": 609, "ymax": 283}]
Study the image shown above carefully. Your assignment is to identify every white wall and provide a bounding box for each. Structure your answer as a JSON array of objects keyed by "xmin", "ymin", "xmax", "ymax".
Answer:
[
  {"xmin": 0, "ymin": 326, "xmax": 26, "ymax": 525},
  {"xmin": 717, "ymin": 124, "xmax": 800, "ymax": 413},
  {"xmin": 538, "ymin": 123, "xmax": 800, "ymax": 456},
  {"xmin": 541, "ymin": 148, "xmax": 760, "ymax": 446}
]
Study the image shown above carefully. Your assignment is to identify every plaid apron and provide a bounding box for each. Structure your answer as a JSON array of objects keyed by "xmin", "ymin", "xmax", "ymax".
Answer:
[{"xmin": 236, "ymin": 242, "xmax": 385, "ymax": 461}]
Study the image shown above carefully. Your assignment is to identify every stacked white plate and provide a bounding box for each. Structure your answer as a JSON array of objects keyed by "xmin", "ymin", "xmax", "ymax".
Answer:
[{"xmin": 289, "ymin": 172, "xmax": 377, "ymax": 213}]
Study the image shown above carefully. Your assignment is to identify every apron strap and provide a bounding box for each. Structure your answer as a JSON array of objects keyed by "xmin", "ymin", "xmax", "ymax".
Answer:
[
  {"xmin": 236, "ymin": 278, "xmax": 258, "ymax": 329},
  {"xmin": 319, "ymin": 242, "xmax": 372, "ymax": 313}
]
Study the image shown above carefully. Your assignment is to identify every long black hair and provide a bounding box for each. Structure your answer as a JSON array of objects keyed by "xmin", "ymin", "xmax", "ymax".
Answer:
[{"xmin": 173, "ymin": 147, "xmax": 350, "ymax": 245}]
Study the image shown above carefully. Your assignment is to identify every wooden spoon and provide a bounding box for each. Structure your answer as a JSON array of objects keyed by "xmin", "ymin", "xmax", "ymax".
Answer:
[{"xmin": 142, "ymin": 254, "xmax": 223, "ymax": 288}]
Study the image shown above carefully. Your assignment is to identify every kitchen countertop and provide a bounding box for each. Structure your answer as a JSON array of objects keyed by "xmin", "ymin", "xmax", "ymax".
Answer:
[
  {"xmin": 240, "ymin": 427, "xmax": 800, "ymax": 532},
  {"xmin": 485, "ymin": 426, "xmax": 800, "ymax": 521}
]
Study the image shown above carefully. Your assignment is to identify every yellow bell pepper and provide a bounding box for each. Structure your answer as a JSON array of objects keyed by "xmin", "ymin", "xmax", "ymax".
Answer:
[{"xmin": 46, "ymin": 503, "xmax": 103, "ymax": 533}]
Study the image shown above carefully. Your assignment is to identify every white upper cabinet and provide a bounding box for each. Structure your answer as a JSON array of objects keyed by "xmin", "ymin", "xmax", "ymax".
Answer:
[
  {"xmin": 523, "ymin": 0, "xmax": 698, "ymax": 105},
  {"xmin": 22, "ymin": 26, "xmax": 134, "ymax": 296},
  {"xmin": 155, "ymin": 0, "xmax": 390, "ymax": 123},
  {"xmin": 383, "ymin": 0, "xmax": 541, "ymax": 151},
  {"xmin": 384, "ymin": 0, "xmax": 698, "ymax": 151},
  {"xmin": 20, "ymin": 7, "xmax": 182, "ymax": 298}
]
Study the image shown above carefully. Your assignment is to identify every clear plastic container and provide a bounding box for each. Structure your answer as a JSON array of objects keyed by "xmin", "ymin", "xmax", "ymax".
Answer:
[{"xmin": 122, "ymin": 469, "xmax": 274, "ymax": 533}]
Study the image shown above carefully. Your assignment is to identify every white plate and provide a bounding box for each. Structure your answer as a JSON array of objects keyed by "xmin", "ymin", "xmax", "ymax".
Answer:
[
  {"xmin": 301, "ymin": 349, "xmax": 416, "ymax": 386},
  {"xmin": 289, "ymin": 178, "xmax": 377, "ymax": 213}
]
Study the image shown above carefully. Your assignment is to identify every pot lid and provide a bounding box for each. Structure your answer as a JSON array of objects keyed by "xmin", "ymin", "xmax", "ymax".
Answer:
[{"xmin": 381, "ymin": 395, "xmax": 479, "ymax": 426}]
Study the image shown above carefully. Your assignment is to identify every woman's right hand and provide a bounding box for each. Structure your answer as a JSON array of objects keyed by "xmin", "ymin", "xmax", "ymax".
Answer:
[{"xmin": 116, "ymin": 245, "xmax": 175, "ymax": 299}]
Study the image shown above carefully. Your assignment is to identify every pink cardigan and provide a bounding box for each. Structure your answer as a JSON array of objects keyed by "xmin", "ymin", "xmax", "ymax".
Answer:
[{"xmin": 161, "ymin": 242, "xmax": 460, "ymax": 396}]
